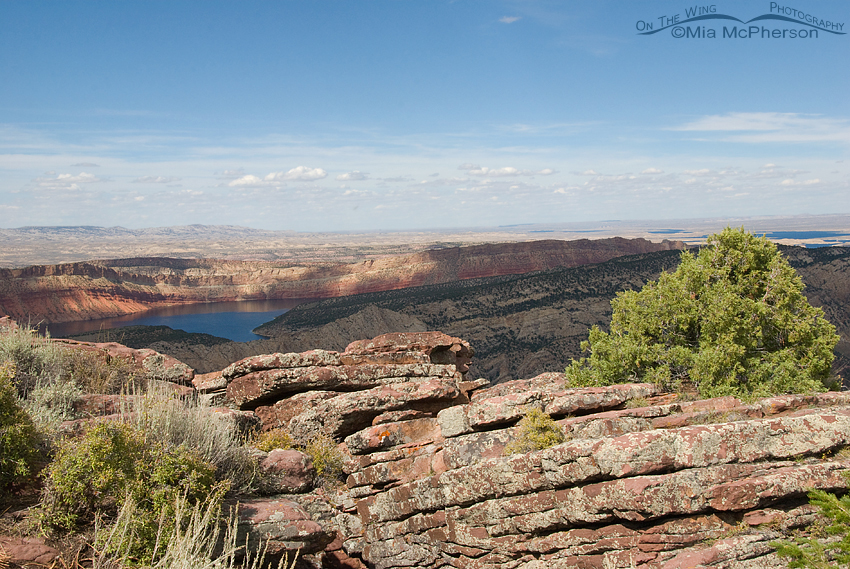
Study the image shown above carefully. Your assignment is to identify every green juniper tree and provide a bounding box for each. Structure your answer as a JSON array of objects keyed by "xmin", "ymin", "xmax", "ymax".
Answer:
[{"xmin": 566, "ymin": 227, "xmax": 839, "ymax": 399}]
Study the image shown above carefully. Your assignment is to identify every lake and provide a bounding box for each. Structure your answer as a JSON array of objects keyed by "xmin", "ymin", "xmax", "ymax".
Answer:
[{"xmin": 44, "ymin": 298, "xmax": 311, "ymax": 342}]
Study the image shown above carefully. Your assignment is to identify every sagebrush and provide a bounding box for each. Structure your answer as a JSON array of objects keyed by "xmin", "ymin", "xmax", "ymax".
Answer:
[{"xmin": 0, "ymin": 360, "xmax": 41, "ymax": 491}]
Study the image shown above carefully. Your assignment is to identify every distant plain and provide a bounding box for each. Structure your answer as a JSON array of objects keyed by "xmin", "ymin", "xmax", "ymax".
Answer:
[{"xmin": 2, "ymin": 213, "xmax": 849, "ymax": 268}]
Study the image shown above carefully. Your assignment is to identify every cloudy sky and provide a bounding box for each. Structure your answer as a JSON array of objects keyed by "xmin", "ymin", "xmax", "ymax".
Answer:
[{"xmin": 1, "ymin": 1, "xmax": 848, "ymax": 231}]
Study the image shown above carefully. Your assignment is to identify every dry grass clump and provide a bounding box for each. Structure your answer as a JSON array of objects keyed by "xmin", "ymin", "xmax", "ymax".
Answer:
[
  {"xmin": 64, "ymin": 349, "xmax": 139, "ymax": 395},
  {"xmin": 625, "ymin": 396, "xmax": 650, "ymax": 409},
  {"xmin": 304, "ymin": 433, "xmax": 345, "ymax": 482},
  {"xmin": 93, "ymin": 491, "xmax": 299, "ymax": 569},
  {"xmin": 129, "ymin": 386, "xmax": 258, "ymax": 493}
]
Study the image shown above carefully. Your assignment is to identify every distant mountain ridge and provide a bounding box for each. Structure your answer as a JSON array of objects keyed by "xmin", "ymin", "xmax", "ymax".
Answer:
[
  {"xmin": 0, "ymin": 237, "xmax": 684, "ymax": 324},
  {"xmin": 3, "ymin": 224, "xmax": 280, "ymax": 237}
]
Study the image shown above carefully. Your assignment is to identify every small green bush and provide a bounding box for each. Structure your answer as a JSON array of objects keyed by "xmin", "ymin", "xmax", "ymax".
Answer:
[
  {"xmin": 39, "ymin": 420, "xmax": 222, "ymax": 564},
  {"xmin": 64, "ymin": 348, "xmax": 138, "ymax": 395},
  {"xmin": 773, "ymin": 481, "xmax": 850, "ymax": 568},
  {"xmin": 504, "ymin": 407, "xmax": 566, "ymax": 455},
  {"xmin": 304, "ymin": 434, "xmax": 345, "ymax": 481},
  {"xmin": 23, "ymin": 377, "xmax": 83, "ymax": 435},
  {"xmin": 130, "ymin": 387, "xmax": 257, "ymax": 492},
  {"xmin": 0, "ymin": 326, "xmax": 65, "ymax": 398},
  {"xmin": 253, "ymin": 429, "xmax": 294, "ymax": 453},
  {"xmin": 0, "ymin": 361, "xmax": 41, "ymax": 490}
]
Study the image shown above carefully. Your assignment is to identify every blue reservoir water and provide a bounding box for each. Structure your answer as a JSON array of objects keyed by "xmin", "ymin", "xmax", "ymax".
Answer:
[
  {"xmin": 44, "ymin": 299, "xmax": 310, "ymax": 342},
  {"xmin": 765, "ymin": 231, "xmax": 850, "ymax": 239}
]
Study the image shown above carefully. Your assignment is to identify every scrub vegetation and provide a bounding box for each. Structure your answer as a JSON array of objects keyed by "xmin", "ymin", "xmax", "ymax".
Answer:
[
  {"xmin": 0, "ymin": 325, "xmax": 311, "ymax": 568},
  {"xmin": 504, "ymin": 407, "xmax": 567, "ymax": 455}
]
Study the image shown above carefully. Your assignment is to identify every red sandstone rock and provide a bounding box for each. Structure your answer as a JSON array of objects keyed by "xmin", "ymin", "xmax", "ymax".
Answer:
[
  {"xmin": 0, "ymin": 315, "xmax": 18, "ymax": 332},
  {"xmin": 222, "ymin": 350, "xmax": 342, "ymax": 379},
  {"xmin": 346, "ymin": 444, "xmax": 443, "ymax": 491},
  {"xmin": 52, "ymin": 338, "xmax": 194, "ymax": 384},
  {"xmin": 254, "ymin": 391, "xmax": 338, "ymax": 431},
  {"xmin": 207, "ymin": 407, "xmax": 261, "ymax": 436},
  {"xmin": 340, "ymin": 352, "xmax": 432, "ymax": 366},
  {"xmin": 362, "ymin": 411, "xmax": 850, "ymax": 525},
  {"xmin": 372, "ymin": 409, "xmax": 432, "ymax": 425},
  {"xmin": 546, "ymin": 383, "xmax": 657, "ymax": 417},
  {"xmin": 257, "ymin": 449, "xmax": 316, "ymax": 494},
  {"xmin": 192, "ymin": 371, "xmax": 226, "ymax": 392},
  {"xmin": 226, "ymin": 363, "xmax": 459, "ymax": 409},
  {"xmin": 345, "ymin": 332, "xmax": 474, "ymax": 374},
  {"xmin": 288, "ymin": 379, "xmax": 461, "ymax": 440},
  {"xmin": 345, "ymin": 418, "xmax": 441, "ymax": 455},
  {"xmin": 0, "ymin": 536, "xmax": 60, "ymax": 566},
  {"xmin": 73, "ymin": 393, "xmax": 135, "ymax": 417},
  {"xmin": 231, "ymin": 498, "xmax": 335, "ymax": 556},
  {"xmin": 448, "ymin": 380, "xmax": 656, "ymax": 434}
]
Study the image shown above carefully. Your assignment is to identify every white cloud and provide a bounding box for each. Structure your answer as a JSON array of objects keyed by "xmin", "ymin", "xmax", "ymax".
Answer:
[
  {"xmin": 133, "ymin": 176, "xmax": 181, "ymax": 184},
  {"xmin": 683, "ymin": 169, "xmax": 713, "ymax": 176},
  {"xmin": 336, "ymin": 170, "xmax": 368, "ymax": 181},
  {"xmin": 227, "ymin": 166, "xmax": 328, "ymax": 187},
  {"xmin": 228, "ymin": 175, "xmax": 266, "ymax": 187},
  {"xmin": 467, "ymin": 166, "xmax": 522, "ymax": 176},
  {"xmin": 780, "ymin": 178, "xmax": 821, "ymax": 186},
  {"xmin": 641, "ymin": 168, "xmax": 663, "ymax": 174},
  {"xmin": 499, "ymin": 16, "xmax": 521, "ymax": 23},
  {"xmin": 218, "ymin": 169, "xmax": 245, "ymax": 179},
  {"xmin": 459, "ymin": 164, "xmax": 552, "ymax": 177},
  {"xmin": 418, "ymin": 176, "xmax": 469, "ymax": 187},
  {"xmin": 578, "ymin": 170, "xmax": 598, "ymax": 176},
  {"xmin": 33, "ymin": 172, "xmax": 102, "ymax": 191},
  {"xmin": 266, "ymin": 166, "xmax": 327, "ymax": 182},
  {"xmin": 673, "ymin": 112, "xmax": 850, "ymax": 143}
]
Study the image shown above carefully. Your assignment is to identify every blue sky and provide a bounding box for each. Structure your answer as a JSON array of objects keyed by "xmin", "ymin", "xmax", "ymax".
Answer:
[{"xmin": 1, "ymin": 0, "xmax": 848, "ymax": 231}]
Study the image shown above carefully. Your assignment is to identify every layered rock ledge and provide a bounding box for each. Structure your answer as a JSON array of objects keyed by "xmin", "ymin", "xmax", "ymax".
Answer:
[{"xmin": 198, "ymin": 331, "xmax": 850, "ymax": 568}]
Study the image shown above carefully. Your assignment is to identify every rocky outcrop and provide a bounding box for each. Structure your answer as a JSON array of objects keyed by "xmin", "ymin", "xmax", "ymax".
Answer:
[
  {"xmin": 51, "ymin": 338, "xmax": 195, "ymax": 385},
  {"xmin": 0, "ymin": 238, "xmax": 683, "ymax": 324},
  {"xmin": 347, "ymin": 383, "xmax": 850, "ymax": 569},
  {"xmin": 190, "ymin": 330, "xmax": 850, "ymax": 568},
  {"xmin": 209, "ymin": 332, "xmax": 474, "ymax": 443}
]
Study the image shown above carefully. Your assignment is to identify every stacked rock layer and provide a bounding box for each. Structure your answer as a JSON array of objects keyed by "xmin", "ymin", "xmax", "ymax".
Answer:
[{"xmin": 202, "ymin": 332, "xmax": 850, "ymax": 568}]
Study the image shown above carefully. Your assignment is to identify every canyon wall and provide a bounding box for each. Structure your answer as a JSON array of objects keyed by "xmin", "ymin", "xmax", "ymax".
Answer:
[{"xmin": 0, "ymin": 238, "xmax": 682, "ymax": 324}]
